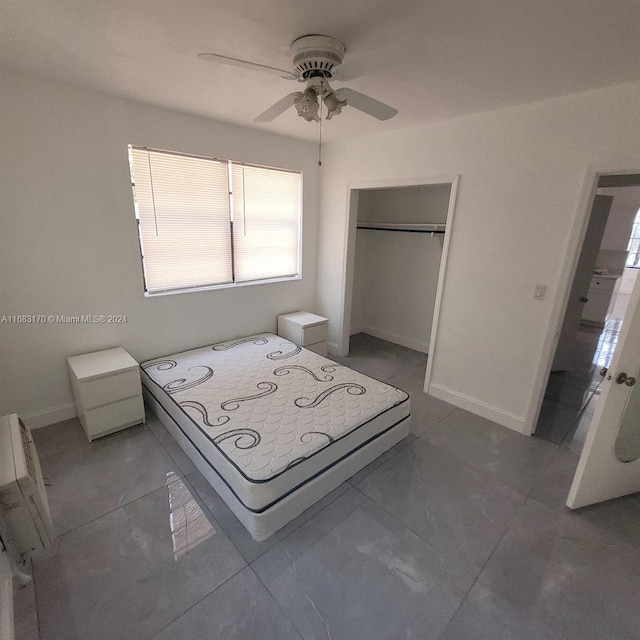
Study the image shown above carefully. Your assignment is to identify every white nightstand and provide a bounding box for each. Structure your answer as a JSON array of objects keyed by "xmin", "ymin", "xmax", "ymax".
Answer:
[
  {"xmin": 67, "ymin": 347, "xmax": 145, "ymax": 442},
  {"xmin": 277, "ymin": 312, "xmax": 329, "ymax": 356}
]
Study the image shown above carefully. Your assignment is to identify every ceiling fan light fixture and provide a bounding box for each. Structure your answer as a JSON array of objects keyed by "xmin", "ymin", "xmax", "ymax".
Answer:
[
  {"xmin": 323, "ymin": 89, "xmax": 347, "ymax": 120},
  {"xmin": 293, "ymin": 87, "xmax": 321, "ymax": 122}
]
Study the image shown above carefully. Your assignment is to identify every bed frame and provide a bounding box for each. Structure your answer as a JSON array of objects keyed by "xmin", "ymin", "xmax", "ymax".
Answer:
[{"xmin": 143, "ymin": 386, "xmax": 409, "ymax": 541}]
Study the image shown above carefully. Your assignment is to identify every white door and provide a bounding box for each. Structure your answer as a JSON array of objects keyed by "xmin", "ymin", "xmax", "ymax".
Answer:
[{"xmin": 567, "ymin": 271, "xmax": 640, "ymax": 508}]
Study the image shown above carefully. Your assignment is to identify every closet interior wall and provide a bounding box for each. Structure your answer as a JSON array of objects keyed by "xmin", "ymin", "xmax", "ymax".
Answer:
[{"xmin": 351, "ymin": 184, "xmax": 450, "ymax": 353}]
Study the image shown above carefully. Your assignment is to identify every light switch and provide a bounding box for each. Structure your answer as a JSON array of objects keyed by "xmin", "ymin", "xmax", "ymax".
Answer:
[{"xmin": 534, "ymin": 284, "xmax": 547, "ymax": 300}]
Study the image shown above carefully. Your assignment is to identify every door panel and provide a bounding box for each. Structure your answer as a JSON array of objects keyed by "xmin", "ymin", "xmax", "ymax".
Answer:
[
  {"xmin": 614, "ymin": 362, "xmax": 640, "ymax": 462},
  {"xmin": 567, "ymin": 273, "xmax": 640, "ymax": 508}
]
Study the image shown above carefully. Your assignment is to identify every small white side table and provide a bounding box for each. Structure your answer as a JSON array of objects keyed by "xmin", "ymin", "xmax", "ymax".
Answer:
[
  {"xmin": 67, "ymin": 347, "xmax": 145, "ymax": 442},
  {"xmin": 277, "ymin": 312, "xmax": 329, "ymax": 356}
]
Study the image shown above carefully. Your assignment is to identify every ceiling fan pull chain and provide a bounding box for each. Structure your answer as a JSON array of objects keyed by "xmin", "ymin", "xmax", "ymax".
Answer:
[{"xmin": 318, "ymin": 100, "xmax": 323, "ymax": 167}]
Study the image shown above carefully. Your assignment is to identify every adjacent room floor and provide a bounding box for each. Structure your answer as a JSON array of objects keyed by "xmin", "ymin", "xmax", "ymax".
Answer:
[
  {"xmin": 15, "ymin": 334, "xmax": 640, "ymax": 640},
  {"xmin": 535, "ymin": 317, "xmax": 624, "ymax": 450}
]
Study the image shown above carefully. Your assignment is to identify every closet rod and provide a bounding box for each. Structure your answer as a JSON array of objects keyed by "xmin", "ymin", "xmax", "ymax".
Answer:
[{"xmin": 356, "ymin": 226, "xmax": 445, "ymax": 234}]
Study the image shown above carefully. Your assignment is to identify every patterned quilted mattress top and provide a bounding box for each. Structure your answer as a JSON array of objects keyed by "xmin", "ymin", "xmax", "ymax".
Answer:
[{"xmin": 141, "ymin": 333, "xmax": 409, "ymax": 482}]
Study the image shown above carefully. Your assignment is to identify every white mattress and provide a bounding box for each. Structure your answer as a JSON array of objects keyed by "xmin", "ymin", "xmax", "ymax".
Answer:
[{"xmin": 141, "ymin": 333, "xmax": 409, "ymax": 512}]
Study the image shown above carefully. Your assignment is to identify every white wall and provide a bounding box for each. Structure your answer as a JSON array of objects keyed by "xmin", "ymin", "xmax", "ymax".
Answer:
[
  {"xmin": 350, "ymin": 184, "xmax": 450, "ymax": 351},
  {"xmin": 619, "ymin": 268, "xmax": 640, "ymax": 295},
  {"xmin": 0, "ymin": 68, "xmax": 319, "ymax": 425},
  {"xmin": 597, "ymin": 185, "xmax": 640, "ymax": 274},
  {"xmin": 350, "ymin": 230, "xmax": 367, "ymax": 334},
  {"xmin": 598, "ymin": 186, "xmax": 640, "ymax": 252},
  {"xmin": 316, "ymin": 81, "xmax": 640, "ymax": 433},
  {"xmin": 353, "ymin": 231, "xmax": 442, "ymax": 352},
  {"xmin": 356, "ymin": 185, "xmax": 451, "ymax": 224}
]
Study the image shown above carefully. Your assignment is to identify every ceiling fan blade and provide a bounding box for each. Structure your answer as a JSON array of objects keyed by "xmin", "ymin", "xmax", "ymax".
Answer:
[
  {"xmin": 336, "ymin": 88, "xmax": 398, "ymax": 121},
  {"xmin": 333, "ymin": 37, "xmax": 422, "ymax": 81},
  {"xmin": 255, "ymin": 93, "xmax": 299, "ymax": 122},
  {"xmin": 197, "ymin": 53, "xmax": 298, "ymax": 80}
]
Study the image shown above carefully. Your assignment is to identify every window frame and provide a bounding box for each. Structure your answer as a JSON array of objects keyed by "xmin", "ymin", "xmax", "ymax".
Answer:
[{"xmin": 128, "ymin": 145, "xmax": 303, "ymax": 297}]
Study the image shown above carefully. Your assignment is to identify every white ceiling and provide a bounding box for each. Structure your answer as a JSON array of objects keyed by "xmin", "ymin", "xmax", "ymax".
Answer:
[{"xmin": 2, "ymin": 0, "xmax": 640, "ymax": 142}]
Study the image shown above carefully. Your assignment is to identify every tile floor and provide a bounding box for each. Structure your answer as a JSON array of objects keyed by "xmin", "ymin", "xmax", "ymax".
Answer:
[
  {"xmin": 534, "ymin": 318, "xmax": 624, "ymax": 447},
  {"xmin": 15, "ymin": 333, "xmax": 640, "ymax": 639}
]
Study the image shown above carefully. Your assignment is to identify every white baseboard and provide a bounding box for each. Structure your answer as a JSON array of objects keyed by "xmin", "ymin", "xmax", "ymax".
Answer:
[
  {"xmin": 362, "ymin": 325, "xmax": 428, "ymax": 354},
  {"xmin": 428, "ymin": 383, "xmax": 530, "ymax": 435},
  {"xmin": 327, "ymin": 341, "xmax": 340, "ymax": 356},
  {"xmin": 21, "ymin": 402, "xmax": 76, "ymax": 430}
]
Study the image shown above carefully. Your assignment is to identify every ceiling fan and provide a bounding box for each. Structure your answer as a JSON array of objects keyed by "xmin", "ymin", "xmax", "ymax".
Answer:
[{"xmin": 197, "ymin": 34, "xmax": 399, "ymax": 123}]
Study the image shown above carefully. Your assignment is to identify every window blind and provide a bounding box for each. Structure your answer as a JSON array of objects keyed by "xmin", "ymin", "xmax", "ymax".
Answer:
[
  {"xmin": 129, "ymin": 146, "xmax": 301, "ymax": 294},
  {"xmin": 231, "ymin": 164, "xmax": 301, "ymax": 282},
  {"xmin": 129, "ymin": 147, "xmax": 233, "ymax": 293}
]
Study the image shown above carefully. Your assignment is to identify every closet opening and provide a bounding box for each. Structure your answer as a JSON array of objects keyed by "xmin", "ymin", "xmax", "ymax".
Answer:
[{"xmin": 340, "ymin": 176, "xmax": 459, "ymax": 393}]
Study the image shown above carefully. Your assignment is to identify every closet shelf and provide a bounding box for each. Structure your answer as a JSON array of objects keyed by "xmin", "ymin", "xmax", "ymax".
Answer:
[{"xmin": 356, "ymin": 222, "xmax": 446, "ymax": 234}]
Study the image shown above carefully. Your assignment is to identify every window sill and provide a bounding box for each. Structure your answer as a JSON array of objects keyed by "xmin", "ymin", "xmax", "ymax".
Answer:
[{"xmin": 143, "ymin": 274, "xmax": 302, "ymax": 298}]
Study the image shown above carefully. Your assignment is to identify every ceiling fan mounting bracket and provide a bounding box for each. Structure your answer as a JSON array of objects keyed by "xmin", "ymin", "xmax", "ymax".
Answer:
[{"xmin": 290, "ymin": 34, "xmax": 345, "ymax": 79}]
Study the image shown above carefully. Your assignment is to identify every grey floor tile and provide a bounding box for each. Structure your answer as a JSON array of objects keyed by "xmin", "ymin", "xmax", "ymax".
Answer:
[
  {"xmin": 408, "ymin": 392, "xmax": 457, "ymax": 437},
  {"xmin": 562, "ymin": 400, "xmax": 596, "ymax": 455},
  {"xmin": 440, "ymin": 580, "xmax": 583, "ymax": 640},
  {"xmin": 536, "ymin": 322, "xmax": 606, "ymax": 446},
  {"xmin": 27, "ymin": 334, "xmax": 640, "ymax": 640},
  {"xmin": 152, "ymin": 567, "xmax": 301, "ymax": 640},
  {"xmin": 147, "ymin": 412, "xmax": 198, "ymax": 475},
  {"xmin": 356, "ymin": 438, "xmax": 523, "ymax": 575},
  {"xmin": 477, "ymin": 498, "xmax": 640, "ymax": 639},
  {"xmin": 34, "ymin": 477, "xmax": 246, "ymax": 640},
  {"xmin": 330, "ymin": 354, "xmax": 390, "ymax": 381},
  {"xmin": 32, "ymin": 418, "xmax": 88, "ymax": 460},
  {"xmin": 188, "ymin": 470, "xmax": 350, "ymax": 563},
  {"xmin": 41, "ymin": 424, "xmax": 184, "ymax": 535},
  {"xmin": 337, "ymin": 333, "xmax": 427, "ymax": 379},
  {"xmin": 347, "ymin": 434, "xmax": 415, "ymax": 485},
  {"xmin": 534, "ymin": 399, "xmax": 580, "ymax": 444},
  {"xmin": 386, "ymin": 371, "xmax": 456, "ymax": 436},
  {"xmin": 13, "ymin": 566, "xmax": 40, "ymax": 640},
  {"xmin": 384, "ymin": 368, "xmax": 427, "ymax": 396},
  {"xmin": 424, "ymin": 409, "xmax": 558, "ymax": 495},
  {"xmin": 252, "ymin": 488, "xmax": 474, "ymax": 640},
  {"xmin": 545, "ymin": 373, "xmax": 598, "ymax": 412},
  {"xmin": 578, "ymin": 493, "xmax": 640, "ymax": 550},
  {"xmin": 346, "ymin": 332, "xmax": 415, "ymax": 358},
  {"xmin": 528, "ymin": 447, "xmax": 580, "ymax": 512}
]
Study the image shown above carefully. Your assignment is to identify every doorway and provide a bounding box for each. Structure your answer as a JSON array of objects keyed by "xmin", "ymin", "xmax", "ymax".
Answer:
[
  {"xmin": 339, "ymin": 175, "xmax": 459, "ymax": 392},
  {"xmin": 535, "ymin": 174, "xmax": 640, "ymax": 452}
]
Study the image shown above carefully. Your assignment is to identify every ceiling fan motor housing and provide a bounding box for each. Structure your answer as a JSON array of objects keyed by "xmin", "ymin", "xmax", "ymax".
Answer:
[{"xmin": 291, "ymin": 34, "xmax": 345, "ymax": 78}]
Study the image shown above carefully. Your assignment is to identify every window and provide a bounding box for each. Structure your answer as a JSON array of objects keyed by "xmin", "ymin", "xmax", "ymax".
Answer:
[
  {"xmin": 626, "ymin": 207, "xmax": 640, "ymax": 268},
  {"xmin": 128, "ymin": 146, "xmax": 302, "ymax": 295}
]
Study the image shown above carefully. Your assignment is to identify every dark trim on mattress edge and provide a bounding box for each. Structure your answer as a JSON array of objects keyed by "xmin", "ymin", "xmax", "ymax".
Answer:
[
  {"xmin": 145, "ymin": 382, "xmax": 410, "ymax": 514},
  {"xmin": 140, "ymin": 361, "xmax": 410, "ymax": 485}
]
